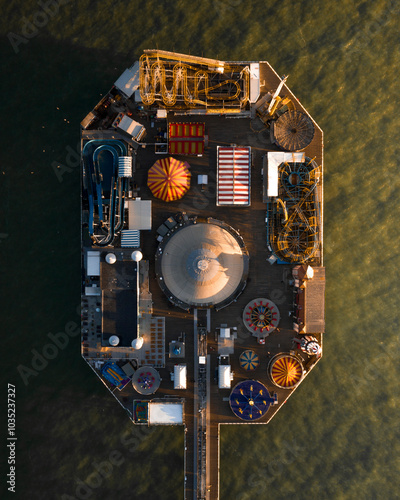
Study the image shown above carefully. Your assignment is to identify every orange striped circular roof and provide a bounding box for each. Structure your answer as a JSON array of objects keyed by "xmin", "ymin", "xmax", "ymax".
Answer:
[
  {"xmin": 148, "ymin": 157, "xmax": 191, "ymax": 202},
  {"xmin": 270, "ymin": 355, "xmax": 303, "ymax": 389}
]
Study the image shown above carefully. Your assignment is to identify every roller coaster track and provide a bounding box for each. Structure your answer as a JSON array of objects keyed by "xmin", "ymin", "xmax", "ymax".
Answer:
[
  {"xmin": 139, "ymin": 53, "xmax": 249, "ymax": 108},
  {"xmin": 268, "ymin": 158, "xmax": 321, "ymax": 263}
]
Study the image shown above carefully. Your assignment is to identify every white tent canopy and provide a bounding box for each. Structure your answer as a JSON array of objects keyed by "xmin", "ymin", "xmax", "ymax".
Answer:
[
  {"xmin": 174, "ymin": 364, "xmax": 187, "ymax": 390},
  {"xmin": 218, "ymin": 365, "xmax": 232, "ymax": 389}
]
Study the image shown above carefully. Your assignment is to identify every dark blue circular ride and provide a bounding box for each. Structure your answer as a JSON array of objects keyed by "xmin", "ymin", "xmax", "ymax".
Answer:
[{"xmin": 229, "ymin": 380, "xmax": 277, "ymax": 421}]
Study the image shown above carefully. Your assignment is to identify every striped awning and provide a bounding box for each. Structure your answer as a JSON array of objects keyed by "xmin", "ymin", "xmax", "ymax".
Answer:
[
  {"xmin": 169, "ymin": 122, "xmax": 205, "ymax": 155},
  {"xmin": 217, "ymin": 146, "xmax": 251, "ymax": 205}
]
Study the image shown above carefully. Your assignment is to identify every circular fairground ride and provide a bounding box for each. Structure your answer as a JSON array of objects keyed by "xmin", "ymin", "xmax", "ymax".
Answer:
[
  {"xmin": 132, "ymin": 367, "xmax": 161, "ymax": 395},
  {"xmin": 243, "ymin": 298, "xmax": 280, "ymax": 337},
  {"xmin": 147, "ymin": 157, "xmax": 191, "ymax": 202},
  {"xmin": 239, "ymin": 350, "xmax": 259, "ymax": 371},
  {"xmin": 268, "ymin": 354, "xmax": 304, "ymax": 389},
  {"xmin": 297, "ymin": 335, "xmax": 322, "ymax": 357},
  {"xmin": 273, "ymin": 110, "xmax": 315, "ymax": 151},
  {"xmin": 229, "ymin": 380, "xmax": 277, "ymax": 421}
]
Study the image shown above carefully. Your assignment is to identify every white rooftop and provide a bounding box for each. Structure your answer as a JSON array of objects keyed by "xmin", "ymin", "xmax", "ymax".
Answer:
[
  {"xmin": 249, "ymin": 63, "xmax": 260, "ymax": 103},
  {"xmin": 220, "ymin": 327, "xmax": 231, "ymax": 338},
  {"xmin": 267, "ymin": 152, "xmax": 306, "ymax": 198},
  {"xmin": 148, "ymin": 402, "xmax": 183, "ymax": 425},
  {"xmin": 116, "ymin": 114, "xmax": 145, "ymax": 140},
  {"xmin": 128, "ymin": 199, "xmax": 152, "ymax": 230},
  {"xmin": 174, "ymin": 364, "xmax": 187, "ymax": 390},
  {"xmin": 87, "ymin": 251, "xmax": 100, "ymax": 276},
  {"xmin": 114, "ymin": 61, "xmax": 140, "ymax": 98},
  {"xmin": 218, "ymin": 365, "xmax": 232, "ymax": 389}
]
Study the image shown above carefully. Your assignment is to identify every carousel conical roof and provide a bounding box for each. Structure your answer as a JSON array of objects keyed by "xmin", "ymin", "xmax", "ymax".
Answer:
[
  {"xmin": 239, "ymin": 350, "xmax": 259, "ymax": 371},
  {"xmin": 148, "ymin": 157, "xmax": 191, "ymax": 202},
  {"xmin": 269, "ymin": 354, "xmax": 303, "ymax": 389}
]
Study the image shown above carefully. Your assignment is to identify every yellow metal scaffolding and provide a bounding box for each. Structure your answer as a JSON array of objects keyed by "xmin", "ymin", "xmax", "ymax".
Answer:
[
  {"xmin": 139, "ymin": 51, "xmax": 249, "ymax": 109},
  {"xmin": 269, "ymin": 158, "xmax": 322, "ymax": 263}
]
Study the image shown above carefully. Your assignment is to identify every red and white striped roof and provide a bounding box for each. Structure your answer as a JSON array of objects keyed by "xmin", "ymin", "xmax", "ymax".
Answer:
[{"xmin": 217, "ymin": 146, "xmax": 251, "ymax": 206}]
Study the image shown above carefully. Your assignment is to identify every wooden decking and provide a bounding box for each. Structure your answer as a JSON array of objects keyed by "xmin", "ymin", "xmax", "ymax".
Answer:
[
  {"xmin": 116, "ymin": 101, "xmax": 321, "ymax": 498},
  {"xmin": 82, "ymin": 60, "xmax": 323, "ymax": 500}
]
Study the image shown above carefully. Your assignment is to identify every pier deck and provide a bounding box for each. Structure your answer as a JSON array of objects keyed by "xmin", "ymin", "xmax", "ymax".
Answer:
[{"xmin": 81, "ymin": 56, "xmax": 323, "ymax": 500}]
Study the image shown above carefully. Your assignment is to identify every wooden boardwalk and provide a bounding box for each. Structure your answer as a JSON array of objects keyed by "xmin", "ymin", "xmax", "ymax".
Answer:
[{"xmin": 83, "ymin": 60, "xmax": 323, "ymax": 500}]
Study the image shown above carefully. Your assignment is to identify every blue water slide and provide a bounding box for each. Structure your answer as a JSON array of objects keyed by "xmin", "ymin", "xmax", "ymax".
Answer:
[
  {"xmin": 114, "ymin": 177, "xmax": 128, "ymax": 233},
  {"xmin": 92, "ymin": 145, "xmax": 121, "ymax": 246},
  {"xmin": 93, "ymin": 145, "xmax": 120, "ymax": 224},
  {"xmin": 88, "ymin": 193, "xmax": 94, "ymax": 234},
  {"xmin": 82, "ymin": 140, "xmax": 127, "ymax": 239},
  {"xmin": 96, "ymin": 184, "xmax": 103, "ymax": 222}
]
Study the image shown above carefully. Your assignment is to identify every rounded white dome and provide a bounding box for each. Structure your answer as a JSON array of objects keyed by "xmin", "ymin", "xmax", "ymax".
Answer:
[
  {"xmin": 131, "ymin": 250, "xmax": 143, "ymax": 262},
  {"xmin": 131, "ymin": 337, "xmax": 144, "ymax": 350},
  {"xmin": 106, "ymin": 253, "xmax": 117, "ymax": 264},
  {"xmin": 159, "ymin": 222, "xmax": 246, "ymax": 307},
  {"xmin": 109, "ymin": 335, "xmax": 120, "ymax": 346}
]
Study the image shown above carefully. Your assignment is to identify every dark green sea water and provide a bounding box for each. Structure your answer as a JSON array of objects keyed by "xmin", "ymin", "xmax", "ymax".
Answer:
[{"xmin": 1, "ymin": 1, "xmax": 400, "ymax": 499}]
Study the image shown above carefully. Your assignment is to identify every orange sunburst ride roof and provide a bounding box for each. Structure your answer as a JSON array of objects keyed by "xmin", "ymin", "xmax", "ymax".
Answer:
[
  {"xmin": 270, "ymin": 356, "xmax": 303, "ymax": 388},
  {"xmin": 147, "ymin": 157, "xmax": 191, "ymax": 202}
]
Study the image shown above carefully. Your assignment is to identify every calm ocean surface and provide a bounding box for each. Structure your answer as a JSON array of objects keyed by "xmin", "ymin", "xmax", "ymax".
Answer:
[{"xmin": 1, "ymin": 1, "xmax": 399, "ymax": 499}]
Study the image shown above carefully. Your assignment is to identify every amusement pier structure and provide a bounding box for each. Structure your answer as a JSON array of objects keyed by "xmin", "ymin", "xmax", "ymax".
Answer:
[{"xmin": 80, "ymin": 50, "xmax": 324, "ymax": 500}]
